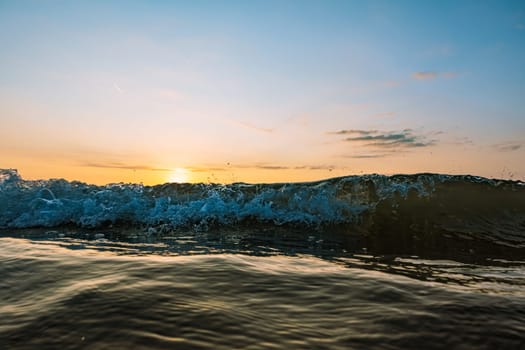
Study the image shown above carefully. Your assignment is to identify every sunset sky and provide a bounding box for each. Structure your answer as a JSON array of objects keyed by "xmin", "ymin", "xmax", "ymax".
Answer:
[{"xmin": 1, "ymin": 0, "xmax": 524, "ymax": 184}]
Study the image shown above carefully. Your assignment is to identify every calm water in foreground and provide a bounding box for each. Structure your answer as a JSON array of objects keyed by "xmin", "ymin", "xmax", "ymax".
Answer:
[{"xmin": 1, "ymin": 229, "xmax": 525, "ymax": 350}]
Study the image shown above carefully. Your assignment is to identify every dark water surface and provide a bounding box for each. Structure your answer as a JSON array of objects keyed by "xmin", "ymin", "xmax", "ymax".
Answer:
[
  {"xmin": 2, "ymin": 171, "xmax": 525, "ymax": 348},
  {"xmin": 1, "ymin": 229, "xmax": 525, "ymax": 350}
]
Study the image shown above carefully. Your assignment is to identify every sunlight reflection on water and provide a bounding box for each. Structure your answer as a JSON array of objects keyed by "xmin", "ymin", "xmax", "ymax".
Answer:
[{"xmin": 1, "ymin": 232, "xmax": 525, "ymax": 350}]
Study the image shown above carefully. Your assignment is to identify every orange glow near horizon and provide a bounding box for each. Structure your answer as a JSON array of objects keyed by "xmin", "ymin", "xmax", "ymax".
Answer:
[
  {"xmin": 1, "ymin": 2, "xmax": 524, "ymax": 187},
  {"xmin": 5, "ymin": 142, "xmax": 525, "ymax": 187},
  {"xmin": 2, "ymin": 138, "xmax": 525, "ymax": 186}
]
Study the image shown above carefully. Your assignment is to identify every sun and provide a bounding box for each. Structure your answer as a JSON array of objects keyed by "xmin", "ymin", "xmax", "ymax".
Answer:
[{"xmin": 168, "ymin": 167, "xmax": 190, "ymax": 183}]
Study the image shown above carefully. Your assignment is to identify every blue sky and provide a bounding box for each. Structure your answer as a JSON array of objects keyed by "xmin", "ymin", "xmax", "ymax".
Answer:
[{"xmin": 1, "ymin": 0, "xmax": 524, "ymax": 183}]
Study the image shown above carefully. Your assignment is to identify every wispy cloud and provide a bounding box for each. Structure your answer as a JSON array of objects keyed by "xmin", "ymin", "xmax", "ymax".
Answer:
[
  {"xmin": 243, "ymin": 164, "xmax": 332, "ymax": 171},
  {"xmin": 449, "ymin": 136, "xmax": 474, "ymax": 146},
  {"xmin": 329, "ymin": 129, "xmax": 437, "ymax": 149},
  {"xmin": 344, "ymin": 154, "xmax": 391, "ymax": 159},
  {"xmin": 83, "ymin": 162, "xmax": 170, "ymax": 172},
  {"xmin": 294, "ymin": 165, "xmax": 335, "ymax": 171},
  {"xmin": 412, "ymin": 71, "xmax": 438, "ymax": 80},
  {"xmin": 195, "ymin": 163, "xmax": 336, "ymax": 171},
  {"xmin": 372, "ymin": 112, "xmax": 396, "ymax": 118},
  {"xmin": 412, "ymin": 71, "xmax": 458, "ymax": 80},
  {"xmin": 328, "ymin": 129, "xmax": 379, "ymax": 136},
  {"xmin": 493, "ymin": 142, "xmax": 522, "ymax": 152},
  {"xmin": 254, "ymin": 165, "xmax": 288, "ymax": 170},
  {"xmin": 233, "ymin": 120, "xmax": 274, "ymax": 133},
  {"xmin": 188, "ymin": 167, "xmax": 228, "ymax": 173}
]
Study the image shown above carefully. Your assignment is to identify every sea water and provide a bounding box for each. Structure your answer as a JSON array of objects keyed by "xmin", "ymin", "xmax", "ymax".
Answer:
[{"xmin": 1, "ymin": 169, "xmax": 525, "ymax": 349}]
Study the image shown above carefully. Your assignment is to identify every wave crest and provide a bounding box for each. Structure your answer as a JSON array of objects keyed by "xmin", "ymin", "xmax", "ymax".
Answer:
[{"xmin": 1, "ymin": 169, "xmax": 524, "ymax": 247}]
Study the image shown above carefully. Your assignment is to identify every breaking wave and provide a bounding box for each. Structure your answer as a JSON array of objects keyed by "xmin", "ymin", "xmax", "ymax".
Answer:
[{"xmin": 1, "ymin": 168, "xmax": 524, "ymax": 248}]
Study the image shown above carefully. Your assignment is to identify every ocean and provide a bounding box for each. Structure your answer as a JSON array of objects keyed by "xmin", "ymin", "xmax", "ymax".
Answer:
[{"xmin": 1, "ymin": 168, "xmax": 525, "ymax": 349}]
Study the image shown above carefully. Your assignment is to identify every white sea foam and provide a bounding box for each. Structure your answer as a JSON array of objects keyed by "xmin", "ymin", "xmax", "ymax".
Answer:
[{"xmin": 0, "ymin": 169, "xmax": 516, "ymax": 230}]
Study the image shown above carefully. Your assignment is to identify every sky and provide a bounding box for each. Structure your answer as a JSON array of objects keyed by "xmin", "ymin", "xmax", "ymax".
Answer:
[{"xmin": 1, "ymin": 0, "xmax": 524, "ymax": 184}]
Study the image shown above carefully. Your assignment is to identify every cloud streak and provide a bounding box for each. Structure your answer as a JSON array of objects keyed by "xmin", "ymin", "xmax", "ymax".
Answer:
[
  {"xmin": 330, "ymin": 129, "xmax": 437, "ymax": 149},
  {"xmin": 328, "ymin": 129, "xmax": 378, "ymax": 136},
  {"xmin": 344, "ymin": 153, "xmax": 392, "ymax": 159},
  {"xmin": 372, "ymin": 112, "xmax": 396, "ymax": 118},
  {"xmin": 412, "ymin": 71, "xmax": 458, "ymax": 80},
  {"xmin": 83, "ymin": 162, "xmax": 170, "ymax": 172},
  {"xmin": 233, "ymin": 120, "xmax": 274, "ymax": 133},
  {"xmin": 244, "ymin": 164, "xmax": 335, "ymax": 171},
  {"xmin": 412, "ymin": 71, "xmax": 438, "ymax": 80},
  {"xmin": 188, "ymin": 167, "xmax": 228, "ymax": 173},
  {"xmin": 493, "ymin": 142, "xmax": 522, "ymax": 152},
  {"xmin": 191, "ymin": 164, "xmax": 336, "ymax": 172}
]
